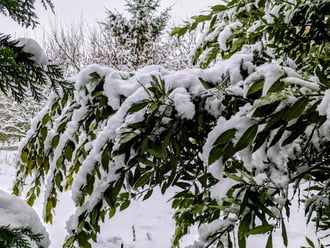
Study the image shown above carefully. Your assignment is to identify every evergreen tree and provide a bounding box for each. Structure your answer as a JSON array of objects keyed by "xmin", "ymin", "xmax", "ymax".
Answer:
[
  {"xmin": 0, "ymin": 226, "xmax": 45, "ymax": 248},
  {"xmin": 14, "ymin": 0, "xmax": 330, "ymax": 248},
  {"xmin": 0, "ymin": 0, "xmax": 54, "ymax": 28},
  {"xmin": 0, "ymin": 1, "xmax": 67, "ymax": 103},
  {"xmin": 0, "ymin": 34, "xmax": 66, "ymax": 102},
  {"xmin": 101, "ymin": 0, "xmax": 171, "ymax": 69}
]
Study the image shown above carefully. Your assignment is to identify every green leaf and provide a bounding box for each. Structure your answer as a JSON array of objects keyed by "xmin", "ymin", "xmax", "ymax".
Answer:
[
  {"xmin": 282, "ymin": 128, "xmax": 302, "ymax": 146},
  {"xmin": 176, "ymin": 182, "xmax": 191, "ymax": 189},
  {"xmin": 101, "ymin": 148, "xmax": 110, "ymax": 169},
  {"xmin": 143, "ymin": 189, "xmax": 153, "ymax": 201},
  {"xmin": 267, "ymin": 80, "xmax": 285, "ymax": 94},
  {"xmin": 247, "ymin": 78, "xmax": 264, "ymax": 96},
  {"xmin": 266, "ymin": 234, "xmax": 273, "ymax": 248},
  {"xmin": 120, "ymin": 200, "xmax": 131, "ymax": 211},
  {"xmin": 230, "ymin": 37, "xmax": 245, "ymax": 53},
  {"xmin": 141, "ymin": 137, "xmax": 148, "ymax": 153},
  {"xmin": 40, "ymin": 126, "xmax": 48, "ymax": 141},
  {"xmin": 161, "ymin": 129, "xmax": 173, "ymax": 152},
  {"xmin": 63, "ymin": 236, "xmax": 76, "ymax": 248},
  {"xmin": 252, "ymin": 101, "xmax": 281, "ymax": 117},
  {"xmin": 55, "ymin": 173, "xmax": 62, "ymax": 189},
  {"xmin": 90, "ymin": 205, "xmax": 100, "ymax": 226},
  {"xmin": 305, "ymin": 237, "xmax": 315, "ymax": 248},
  {"xmin": 27, "ymin": 194, "xmax": 36, "ymax": 206},
  {"xmin": 304, "ymin": 185, "xmax": 323, "ymax": 191},
  {"xmin": 147, "ymin": 148, "xmax": 164, "ymax": 159},
  {"xmin": 42, "ymin": 113, "xmax": 50, "ymax": 125},
  {"xmin": 224, "ymin": 173, "xmax": 246, "ymax": 183},
  {"xmin": 249, "ymin": 193, "xmax": 276, "ymax": 218},
  {"xmin": 209, "ymin": 205, "xmax": 228, "ymax": 211},
  {"xmin": 235, "ymin": 125, "xmax": 258, "ymax": 151},
  {"xmin": 264, "ymin": 109, "xmax": 287, "ymax": 130},
  {"xmin": 282, "ymin": 219, "xmax": 288, "ymax": 247},
  {"xmin": 45, "ymin": 200, "xmax": 53, "ymax": 219},
  {"xmin": 238, "ymin": 237, "xmax": 246, "ymax": 248},
  {"xmin": 21, "ymin": 151, "xmax": 28, "ymax": 163},
  {"xmin": 191, "ymin": 14, "xmax": 211, "ymax": 23},
  {"xmin": 136, "ymin": 157, "xmax": 156, "ymax": 167},
  {"xmin": 213, "ymin": 128, "xmax": 237, "ymax": 146},
  {"xmin": 127, "ymin": 101, "xmax": 149, "ymax": 113},
  {"xmin": 282, "ymin": 98, "xmax": 309, "ymax": 120},
  {"xmin": 247, "ymin": 225, "xmax": 274, "ymax": 235},
  {"xmin": 211, "ymin": 5, "xmax": 227, "ymax": 12},
  {"xmin": 134, "ymin": 172, "xmax": 152, "ymax": 188},
  {"xmin": 120, "ymin": 132, "xmax": 138, "ymax": 144},
  {"xmin": 77, "ymin": 231, "xmax": 91, "ymax": 248},
  {"xmin": 64, "ymin": 142, "xmax": 74, "ymax": 162},
  {"xmin": 252, "ymin": 130, "xmax": 270, "ymax": 152},
  {"xmin": 316, "ymin": 68, "xmax": 330, "ymax": 88},
  {"xmin": 238, "ymin": 213, "xmax": 251, "ymax": 240},
  {"xmin": 52, "ymin": 135, "xmax": 60, "ymax": 148},
  {"xmin": 108, "ymin": 208, "xmax": 116, "ymax": 218},
  {"xmin": 171, "ymin": 26, "xmax": 188, "ymax": 37},
  {"xmin": 223, "ymin": 142, "xmax": 236, "ymax": 163},
  {"xmin": 105, "ymin": 176, "xmax": 124, "ymax": 206},
  {"xmin": 199, "ymin": 77, "xmax": 213, "ymax": 89},
  {"xmin": 238, "ymin": 189, "xmax": 249, "ymax": 216},
  {"xmin": 208, "ymin": 145, "xmax": 224, "ymax": 165},
  {"xmin": 269, "ymin": 124, "xmax": 287, "ymax": 147}
]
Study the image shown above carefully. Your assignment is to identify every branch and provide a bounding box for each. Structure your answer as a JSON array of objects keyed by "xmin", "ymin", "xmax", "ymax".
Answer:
[{"xmin": 291, "ymin": 158, "xmax": 330, "ymax": 181}]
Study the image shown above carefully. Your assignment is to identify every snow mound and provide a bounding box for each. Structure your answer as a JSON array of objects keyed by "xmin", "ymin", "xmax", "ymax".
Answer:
[
  {"xmin": 17, "ymin": 38, "xmax": 48, "ymax": 66},
  {"xmin": 0, "ymin": 189, "xmax": 50, "ymax": 248}
]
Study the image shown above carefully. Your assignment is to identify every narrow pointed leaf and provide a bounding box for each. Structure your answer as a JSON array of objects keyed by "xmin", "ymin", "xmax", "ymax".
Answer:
[
  {"xmin": 235, "ymin": 125, "xmax": 258, "ymax": 151},
  {"xmin": 247, "ymin": 225, "xmax": 274, "ymax": 235}
]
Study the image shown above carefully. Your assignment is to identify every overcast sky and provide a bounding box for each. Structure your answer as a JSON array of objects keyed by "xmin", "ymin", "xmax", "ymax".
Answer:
[{"xmin": 0, "ymin": 0, "xmax": 219, "ymax": 39}]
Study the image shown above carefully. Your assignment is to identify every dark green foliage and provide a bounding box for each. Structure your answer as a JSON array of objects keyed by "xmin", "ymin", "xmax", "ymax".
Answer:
[
  {"xmin": 0, "ymin": 225, "xmax": 45, "ymax": 248},
  {"xmin": 102, "ymin": 0, "xmax": 171, "ymax": 68},
  {"xmin": 0, "ymin": 0, "xmax": 68, "ymax": 103},
  {"xmin": 0, "ymin": 33, "xmax": 68, "ymax": 102},
  {"xmin": 0, "ymin": 0, "xmax": 54, "ymax": 28},
  {"xmin": 173, "ymin": 0, "xmax": 330, "ymax": 73}
]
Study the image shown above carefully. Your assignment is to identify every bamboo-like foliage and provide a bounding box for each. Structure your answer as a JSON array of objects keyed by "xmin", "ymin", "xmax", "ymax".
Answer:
[{"xmin": 14, "ymin": 0, "xmax": 330, "ymax": 247}]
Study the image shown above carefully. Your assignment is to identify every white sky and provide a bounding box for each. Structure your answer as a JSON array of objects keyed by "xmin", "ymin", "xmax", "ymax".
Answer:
[{"xmin": 0, "ymin": 0, "xmax": 219, "ymax": 39}]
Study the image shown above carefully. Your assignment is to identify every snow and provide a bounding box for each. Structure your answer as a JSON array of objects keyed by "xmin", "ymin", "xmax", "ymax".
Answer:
[
  {"xmin": 282, "ymin": 77, "xmax": 319, "ymax": 91},
  {"xmin": 17, "ymin": 38, "xmax": 48, "ymax": 66},
  {"xmin": 317, "ymin": 89, "xmax": 330, "ymax": 141},
  {"xmin": 0, "ymin": 187, "xmax": 50, "ymax": 248},
  {"xmin": 169, "ymin": 88, "xmax": 195, "ymax": 119},
  {"xmin": 217, "ymin": 21, "xmax": 243, "ymax": 50},
  {"xmin": 257, "ymin": 63, "xmax": 285, "ymax": 96},
  {"xmin": 198, "ymin": 218, "xmax": 236, "ymax": 241},
  {"xmin": 204, "ymin": 91, "xmax": 224, "ymax": 117},
  {"xmin": 318, "ymin": 89, "xmax": 330, "ymax": 117}
]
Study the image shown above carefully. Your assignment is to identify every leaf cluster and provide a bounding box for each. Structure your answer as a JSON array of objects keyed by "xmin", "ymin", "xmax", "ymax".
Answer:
[
  {"xmin": 172, "ymin": 0, "xmax": 329, "ymax": 74},
  {"xmin": 0, "ymin": 0, "xmax": 54, "ymax": 28},
  {"xmin": 0, "ymin": 225, "xmax": 45, "ymax": 248}
]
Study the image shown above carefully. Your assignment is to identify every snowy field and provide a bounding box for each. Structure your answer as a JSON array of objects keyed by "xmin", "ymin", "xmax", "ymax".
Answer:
[{"xmin": 0, "ymin": 150, "xmax": 326, "ymax": 248}]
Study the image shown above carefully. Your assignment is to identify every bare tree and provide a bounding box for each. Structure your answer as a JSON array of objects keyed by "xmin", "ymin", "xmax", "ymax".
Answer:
[{"xmin": 43, "ymin": 13, "xmax": 198, "ymax": 74}]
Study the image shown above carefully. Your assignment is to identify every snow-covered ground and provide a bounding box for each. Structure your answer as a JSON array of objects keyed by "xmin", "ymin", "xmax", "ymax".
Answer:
[{"xmin": 0, "ymin": 150, "xmax": 326, "ymax": 248}]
